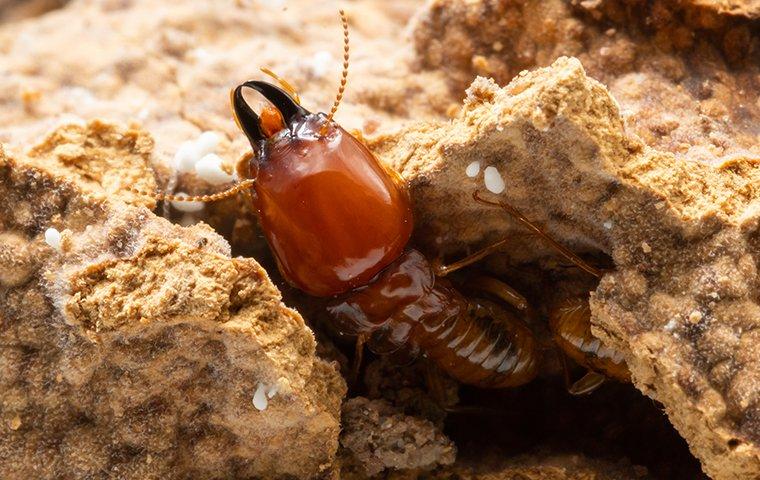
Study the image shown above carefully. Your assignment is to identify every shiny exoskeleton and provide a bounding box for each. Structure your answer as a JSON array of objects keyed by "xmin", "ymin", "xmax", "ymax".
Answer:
[
  {"xmin": 327, "ymin": 250, "xmax": 539, "ymax": 388},
  {"xmin": 230, "ymin": 80, "xmax": 540, "ymax": 388},
  {"xmin": 133, "ymin": 12, "xmax": 627, "ymax": 392},
  {"xmin": 549, "ymin": 297, "xmax": 630, "ymax": 392}
]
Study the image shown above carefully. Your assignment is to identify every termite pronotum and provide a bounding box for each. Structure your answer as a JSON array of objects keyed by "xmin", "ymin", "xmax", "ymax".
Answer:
[{"xmin": 131, "ymin": 10, "xmax": 629, "ymax": 393}]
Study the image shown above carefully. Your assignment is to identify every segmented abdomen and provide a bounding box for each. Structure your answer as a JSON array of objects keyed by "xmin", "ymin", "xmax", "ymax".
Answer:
[
  {"xmin": 327, "ymin": 249, "xmax": 540, "ymax": 388},
  {"xmin": 549, "ymin": 297, "xmax": 630, "ymax": 382}
]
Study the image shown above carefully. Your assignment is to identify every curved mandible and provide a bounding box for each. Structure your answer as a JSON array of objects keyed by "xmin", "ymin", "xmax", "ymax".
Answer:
[{"xmin": 231, "ymin": 80, "xmax": 309, "ymax": 145}]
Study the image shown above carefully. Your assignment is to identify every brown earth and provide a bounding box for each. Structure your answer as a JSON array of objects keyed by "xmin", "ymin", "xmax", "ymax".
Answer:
[{"xmin": 0, "ymin": 0, "xmax": 758, "ymax": 478}]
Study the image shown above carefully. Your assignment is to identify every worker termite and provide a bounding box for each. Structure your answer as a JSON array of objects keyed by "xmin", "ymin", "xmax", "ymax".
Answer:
[
  {"xmin": 549, "ymin": 297, "xmax": 631, "ymax": 394},
  {"xmin": 131, "ymin": 10, "xmax": 628, "ymax": 393}
]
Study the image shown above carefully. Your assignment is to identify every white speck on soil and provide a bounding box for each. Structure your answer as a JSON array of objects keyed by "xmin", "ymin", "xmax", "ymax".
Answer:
[
  {"xmin": 465, "ymin": 161, "xmax": 481, "ymax": 178},
  {"xmin": 253, "ymin": 383, "xmax": 268, "ymax": 411},
  {"xmin": 44, "ymin": 227, "xmax": 61, "ymax": 251},
  {"xmin": 267, "ymin": 383, "xmax": 279, "ymax": 399},
  {"xmin": 253, "ymin": 382, "xmax": 278, "ymax": 410},
  {"xmin": 195, "ymin": 154, "xmax": 233, "ymax": 185},
  {"xmin": 484, "ymin": 166, "xmax": 505, "ymax": 194},
  {"xmin": 664, "ymin": 318, "xmax": 678, "ymax": 332}
]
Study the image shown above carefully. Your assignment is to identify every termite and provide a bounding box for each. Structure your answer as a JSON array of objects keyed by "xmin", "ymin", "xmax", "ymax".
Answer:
[
  {"xmin": 549, "ymin": 297, "xmax": 631, "ymax": 394},
  {"xmin": 470, "ymin": 195, "xmax": 632, "ymax": 394},
  {"xmin": 131, "ymin": 10, "xmax": 628, "ymax": 392}
]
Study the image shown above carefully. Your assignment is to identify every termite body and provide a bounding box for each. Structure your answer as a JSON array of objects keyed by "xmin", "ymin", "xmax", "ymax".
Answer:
[
  {"xmin": 138, "ymin": 11, "xmax": 627, "ymax": 392},
  {"xmin": 231, "ymin": 78, "xmax": 540, "ymax": 388},
  {"xmin": 549, "ymin": 296, "xmax": 630, "ymax": 393}
]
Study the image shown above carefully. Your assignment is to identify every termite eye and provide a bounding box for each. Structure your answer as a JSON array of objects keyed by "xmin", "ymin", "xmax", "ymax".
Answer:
[{"xmin": 231, "ymin": 80, "xmax": 309, "ymax": 147}]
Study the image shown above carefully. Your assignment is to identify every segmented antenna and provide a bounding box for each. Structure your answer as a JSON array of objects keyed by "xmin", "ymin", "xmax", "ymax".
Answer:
[
  {"xmin": 128, "ymin": 179, "xmax": 256, "ymax": 204},
  {"xmin": 321, "ymin": 9, "xmax": 349, "ymax": 135}
]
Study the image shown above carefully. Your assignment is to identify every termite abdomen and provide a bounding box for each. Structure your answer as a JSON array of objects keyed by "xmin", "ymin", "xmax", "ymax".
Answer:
[
  {"xmin": 549, "ymin": 297, "xmax": 630, "ymax": 384},
  {"xmin": 422, "ymin": 294, "xmax": 540, "ymax": 388},
  {"xmin": 327, "ymin": 249, "xmax": 540, "ymax": 388}
]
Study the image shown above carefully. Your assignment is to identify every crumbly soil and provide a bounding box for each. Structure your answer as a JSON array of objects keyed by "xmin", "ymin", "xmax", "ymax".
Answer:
[{"xmin": 0, "ymin": 0, "xmax": 758, "ymax": 479}]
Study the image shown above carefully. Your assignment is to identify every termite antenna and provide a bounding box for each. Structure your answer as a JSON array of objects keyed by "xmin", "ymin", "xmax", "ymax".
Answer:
[
  {"xmin": 127, "ymin": 179, "xmax": 256, "ymax": 204},
  {"xmin": 321, "ymin": 9, "xmax": 349, "ymax": 135},
  {"xmin": 473, "ymin": 190, "xmax": 603, "ymax": 279}
]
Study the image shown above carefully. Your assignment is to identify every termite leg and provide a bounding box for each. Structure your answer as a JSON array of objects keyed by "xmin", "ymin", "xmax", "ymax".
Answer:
[
  {"xmin": 424, "ymin": 362, "xmax": 448, "ymax": 406},
  {"xmin": 569, "ymin": 370, "xmax": 607, "ymax": 395},
  {"xmin": 433, "ymin": 243, "xmax": 529, "ymax": 312},
  {"xmin": 558, "ymin": 350, "xmax": 606, "ymax": 395},
  {"xmin": 468, "ymin": 275, "xmax": 529, "ymax": 311},
  {"xmin": 351, "ymin": 333, "xmax": 368, "ymax": 385},
  {"xmin": 432, "ymin": 238, "xmax": 510, "ymax": 277},
  {"xmin": 472, "ymin": 190, "xmax": 602, "ymax": 279}
]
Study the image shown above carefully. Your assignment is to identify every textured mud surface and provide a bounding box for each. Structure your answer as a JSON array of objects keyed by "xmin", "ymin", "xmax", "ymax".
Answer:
[
  {"xmin": 412, "ymin": 0, "xmax": 760, "ymax": 165},
  {"xmin": 0, "ymin": 125, "xmax": 345, "ymax": 478},
  {"xmin": 340, "ymin": 397, "xmax": 456, "ymax": 478},
  {"xmin": 373, "ymin": 57, "xmax": 759, "ymax": 480},
  {"xmin": 0, "ymin": 0, "xmax": 758, "ymax": 478}
]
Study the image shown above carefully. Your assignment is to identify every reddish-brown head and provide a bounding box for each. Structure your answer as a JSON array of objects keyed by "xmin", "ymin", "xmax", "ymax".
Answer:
[{"xmin": 231, "ymin": 81, "xmax": 413, "ymax": 297}]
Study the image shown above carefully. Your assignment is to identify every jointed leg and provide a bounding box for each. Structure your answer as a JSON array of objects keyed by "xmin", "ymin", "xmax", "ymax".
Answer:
[
  {"xmin": 433, "ymin": 238, "xmax": 510, "ymax": 277},
  {"xmin": 351, "ymin": 333, "xmax": 368, "ymax": 384},
  {"xmin": 473, "ymin": 190, "xmax": 602, "ymax": 279},
  {"xmin": 569, "ymin": 370, "xmax": 607, "ymax": 395},
  {"xmin": 435, "ymin": 192, "xmax": 601, "ymax": 279},
  {"xmin": 559, "ymin": 352, "xmax": 606, "ymax": 395},
  {"xmin": 469, "ymin": 275, "xmax": 528, "ymax": 311}
]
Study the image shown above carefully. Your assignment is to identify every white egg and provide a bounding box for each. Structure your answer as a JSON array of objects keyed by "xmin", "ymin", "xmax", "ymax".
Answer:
[
  {"xmin": 195, "ymin": 131, "xmax": 220, "ymax": 158},
  {"xmin": 465, "ymin": 161, "xmax": 481, "ymax": 178},
  {"xmin": 173, "ymin": 141, "xmax": 200, "ymax": 173},
  {"xmin": 266, "ymin": 383, "xmax": 279, "ymax": 399},
  {"xmin": 252, "ymin": 383, "xmax": 269, "ymax": 411},
  {"xmin": 44, "ymin": 227, "xmax": 62, "ymax": 251},
  {"xmin": 195, "ymin": 154, "xmax": 234, "ymax": 185},
  {"xmin": 484, "ymin": 166, "xmax": 505, "ymax": 194}
]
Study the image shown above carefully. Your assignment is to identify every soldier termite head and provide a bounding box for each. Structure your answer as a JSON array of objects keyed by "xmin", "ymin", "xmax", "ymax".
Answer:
[
  {"xmin": 229, "ymin": 8, "xmax": 412, "ymax": 297},
  {"xmin": 128, "ymin": 10, "xmax": 356, "ymax": 209},
  {"xmin": 131, "ymin": 9, "xmax": 412, "ymax": 297}
]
